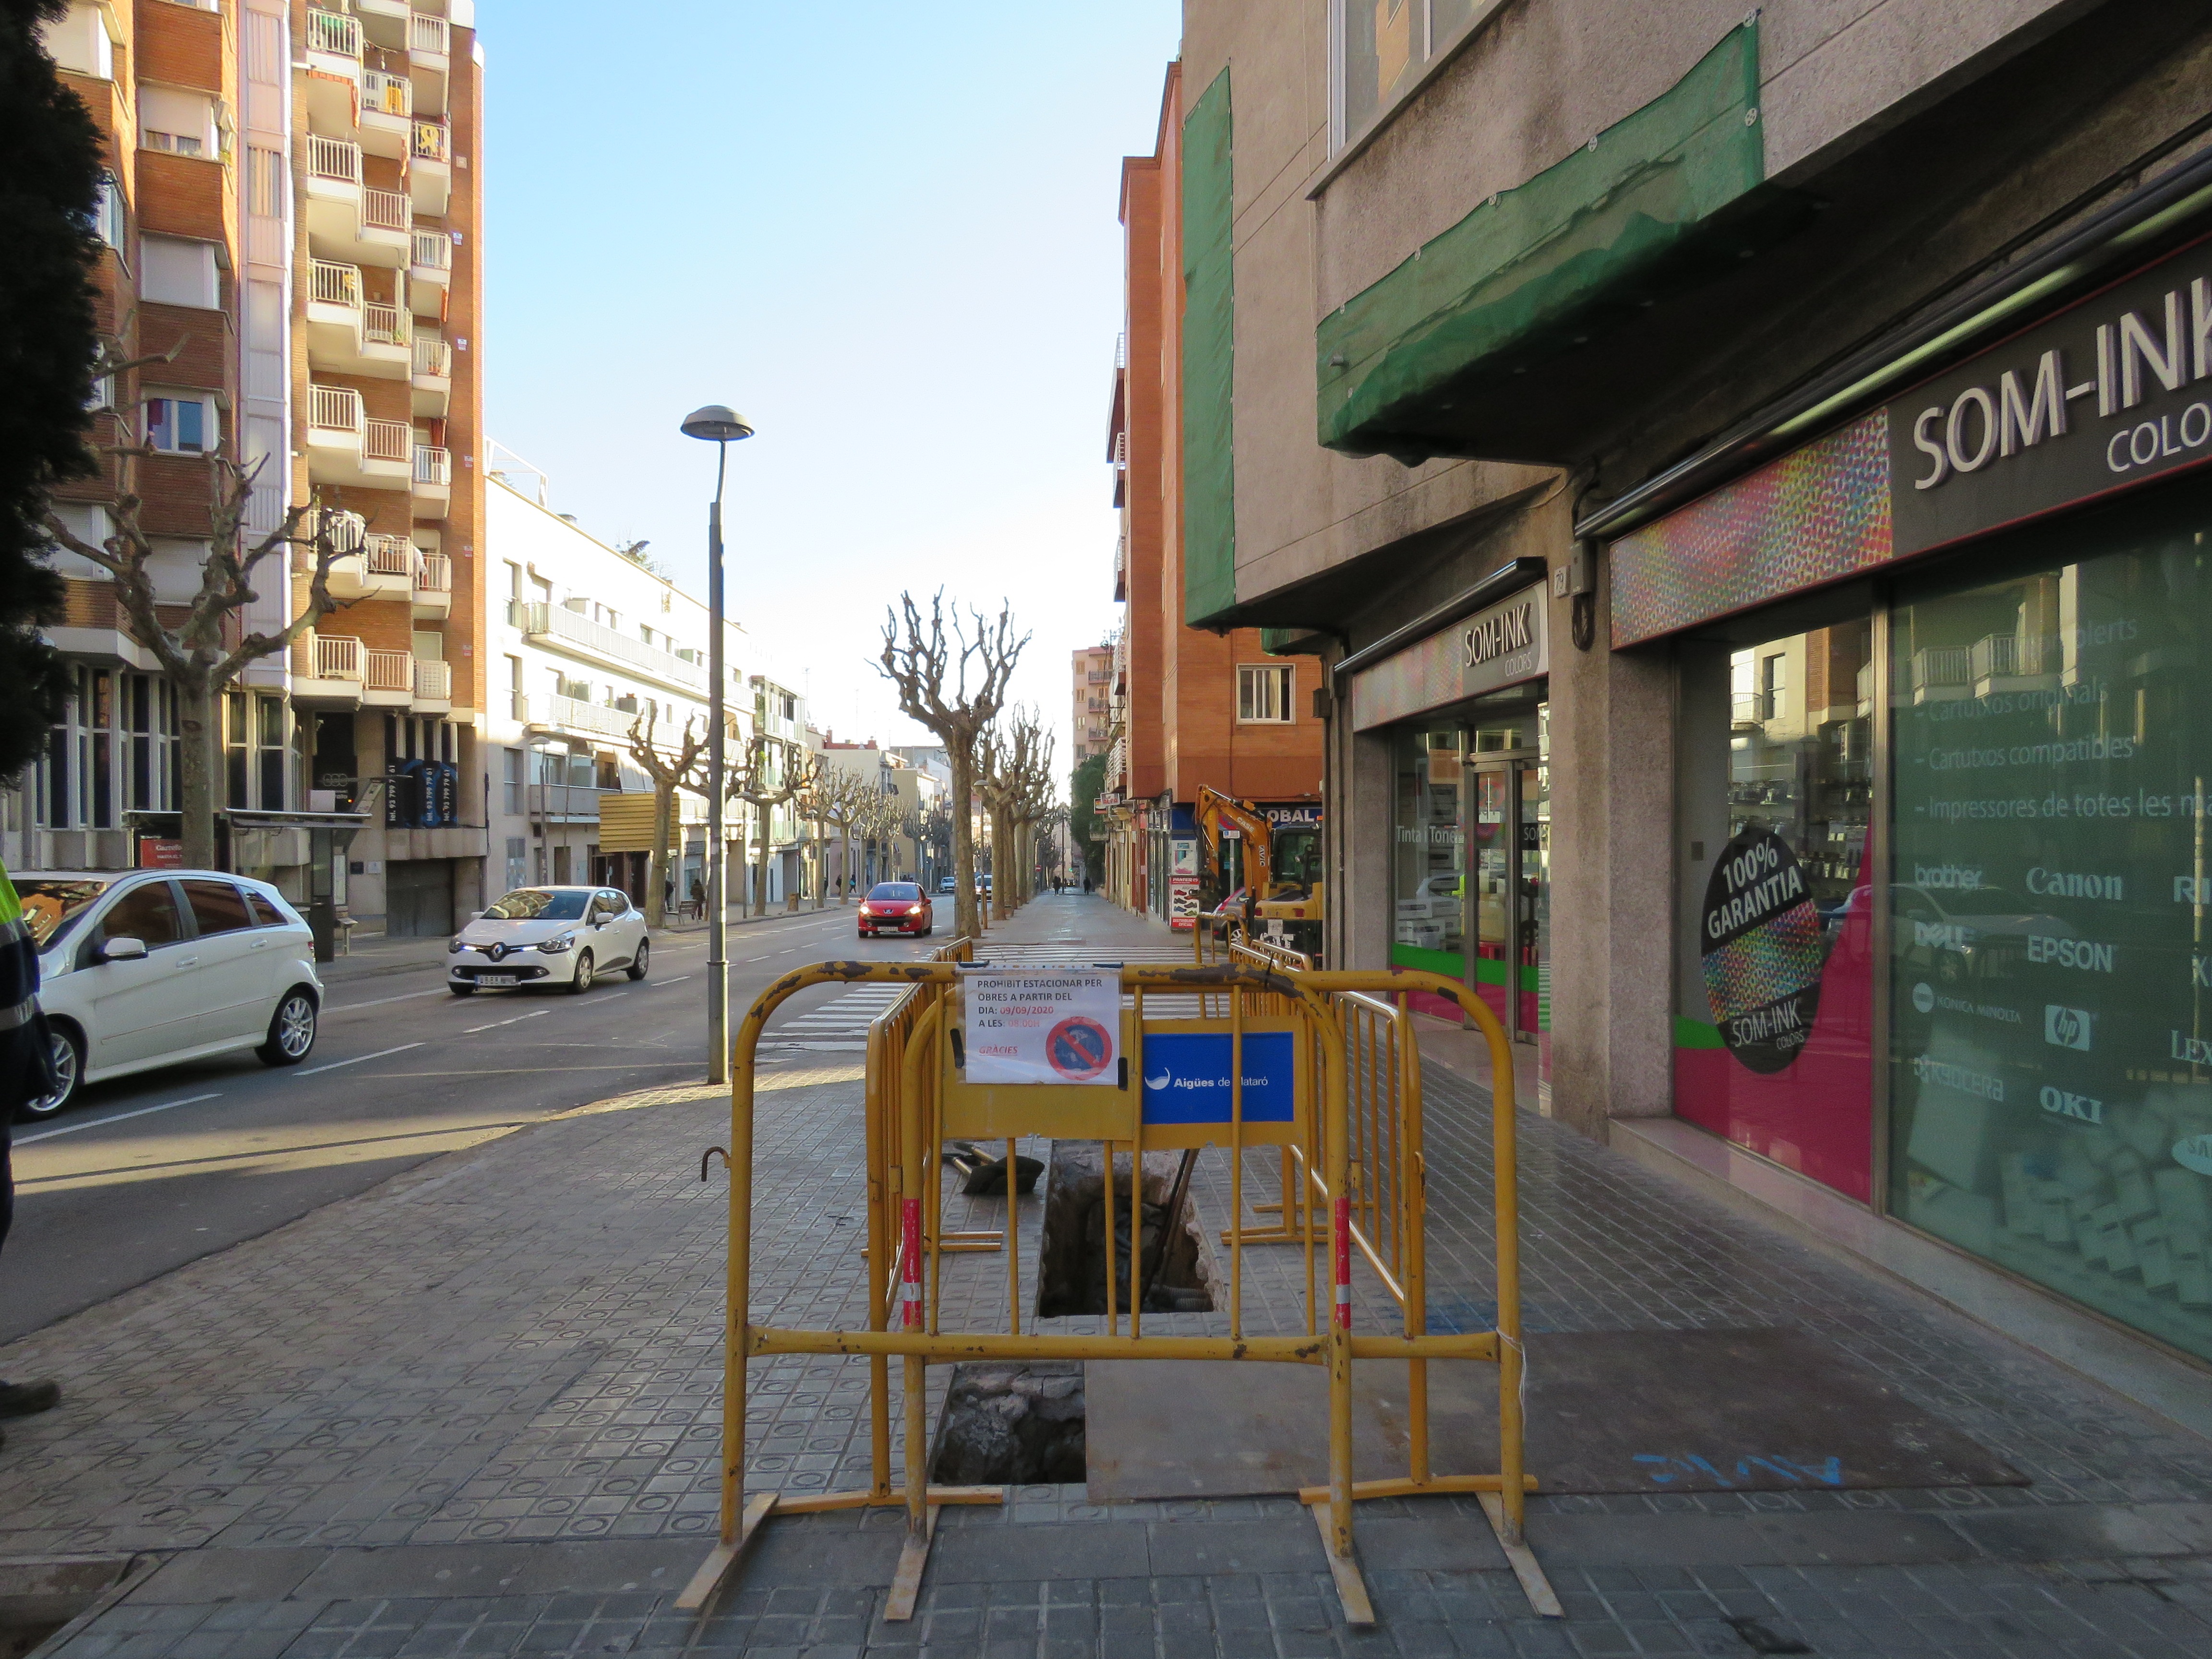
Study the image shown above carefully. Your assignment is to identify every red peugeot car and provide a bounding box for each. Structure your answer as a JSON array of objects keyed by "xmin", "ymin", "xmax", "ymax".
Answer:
[{"xmin": 858, "ymin": 880, "xmax": 933, "ymax": 938}]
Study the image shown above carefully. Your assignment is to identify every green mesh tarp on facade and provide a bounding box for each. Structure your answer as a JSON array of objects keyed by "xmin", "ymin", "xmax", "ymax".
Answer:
[
  {"xmin": 1315, "ymin": 21, "xmax": 1762, "ymax": 463},
  {"xmin": 1183, "ymin": 69, "xmax": 1237, "ymax": 625}
]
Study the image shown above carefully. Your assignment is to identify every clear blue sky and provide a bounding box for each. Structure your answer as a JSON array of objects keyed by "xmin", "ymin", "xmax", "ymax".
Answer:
[{"xmin": 475, "ymin": 1, "xmax": 1183, "ymax": 775}]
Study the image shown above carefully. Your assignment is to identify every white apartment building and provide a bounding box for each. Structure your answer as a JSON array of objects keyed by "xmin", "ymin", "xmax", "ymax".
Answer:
[{"xmin": 485, "ymin": 465, "xmax": 738, "ymax": 910}]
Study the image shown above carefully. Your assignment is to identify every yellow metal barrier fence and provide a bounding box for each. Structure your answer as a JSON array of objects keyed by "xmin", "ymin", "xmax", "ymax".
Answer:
[{"xmin": 680, "ymin": 957, "xmax": 1554, "ymax": 1626}]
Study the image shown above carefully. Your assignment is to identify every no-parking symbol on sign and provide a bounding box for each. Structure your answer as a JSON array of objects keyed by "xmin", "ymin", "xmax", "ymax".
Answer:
[{"xmin": 960, "ymin": 967, "xmax": 1121, "ymax": 1086}]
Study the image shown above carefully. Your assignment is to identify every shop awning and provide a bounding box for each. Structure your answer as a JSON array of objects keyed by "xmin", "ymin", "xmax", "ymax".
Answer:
[{"xmin": 1316, "ymin": 20, "xmax": 1784, "ymax": 467}]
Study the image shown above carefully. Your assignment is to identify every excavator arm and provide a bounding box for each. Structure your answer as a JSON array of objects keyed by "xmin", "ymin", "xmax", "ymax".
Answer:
[{"xmin": 1195, "ymin": 785, "xmax": 1274, "ymax": 901}]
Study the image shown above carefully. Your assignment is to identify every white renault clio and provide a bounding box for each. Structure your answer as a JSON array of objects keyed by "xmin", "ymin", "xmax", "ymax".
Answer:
[
  {"xmin": 15, "ymin": 869, "xmax": 324, "ymax": 1120},
  {"xmin": 445, "ymin": 886, "xmax": 647, "ymax": 996}
]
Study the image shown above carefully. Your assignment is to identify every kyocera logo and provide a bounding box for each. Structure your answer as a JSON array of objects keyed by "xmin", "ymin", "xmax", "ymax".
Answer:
[{"xmin": 2040, "ymin": 1086, "xmax": 2104, "ymax": 1125}]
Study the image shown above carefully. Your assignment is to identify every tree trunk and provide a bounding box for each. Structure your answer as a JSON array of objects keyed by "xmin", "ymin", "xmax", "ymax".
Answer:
[
  {"xmin": 751, "ymin": 800, "xmax": 769, "ymax": 917},
  {"xmin": 812, "ymin": 814, "xmax": 825, "ymax": 909},
  {"xmin": 645, "ymin": 782, "xmax": 674, "ymax": 927},
  {"xmin": 177, "ymin": 678, "xmax": 220, "ymax": 869},
  {"xmin": 950, "ymin": 748, "xmax": 979, "ymax": 938}
]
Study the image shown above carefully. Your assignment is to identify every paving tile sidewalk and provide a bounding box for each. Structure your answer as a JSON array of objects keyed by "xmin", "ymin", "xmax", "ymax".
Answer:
[{"xmin": 0, "ymin": 895, "xmax": 2207, "ymax": 1656}]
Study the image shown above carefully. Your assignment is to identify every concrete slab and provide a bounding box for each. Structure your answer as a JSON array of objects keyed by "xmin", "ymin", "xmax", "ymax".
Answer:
[
  {"xmin": 1525, "ymin": 1508, "xmax": 1982, "ymax": 1567},
  {"xmin": 926, "ymin": 1520, "xmax": 1152, "ymax": 1583},
  {"xmin": 130, "ymin": 1547, "xmax": 325, "ymax": 1605}
]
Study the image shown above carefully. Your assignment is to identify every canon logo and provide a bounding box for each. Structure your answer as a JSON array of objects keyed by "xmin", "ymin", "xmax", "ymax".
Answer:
[{"xmin": 2027, "ymin": 868, "xmax": 2125, "ymax": 900}]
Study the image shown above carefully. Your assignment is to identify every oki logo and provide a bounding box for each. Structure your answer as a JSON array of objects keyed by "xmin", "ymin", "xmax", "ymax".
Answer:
[{"xmin": 2040, "ymin": 1085, "xmax": 2105, "ymax": 1125}]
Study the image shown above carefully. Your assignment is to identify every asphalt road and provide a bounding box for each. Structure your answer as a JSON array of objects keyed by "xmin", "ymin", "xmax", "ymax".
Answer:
[{"xmin": 0, "ymin": 903, "xmax": 938, "ymax": 1344}]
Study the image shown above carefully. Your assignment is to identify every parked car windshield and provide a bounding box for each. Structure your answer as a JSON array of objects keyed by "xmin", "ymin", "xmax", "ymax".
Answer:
[
  {"xmin": 483, "ymin": 889, "xmax": 589, "ymax": 921},
  {"xmin": 15, "ymin": 878, "xmax": 113, "ymax": 948},
  {"xmin": 869, "ymin": 883, "xmax": 920, "ymax": 901}
]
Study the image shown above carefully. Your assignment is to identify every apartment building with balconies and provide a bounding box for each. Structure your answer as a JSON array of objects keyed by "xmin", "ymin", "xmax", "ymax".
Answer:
[
  {"xmin": 286, "ymin": 0, "xmax": 483, "ymax": 936},
  {"xmin": 1069, "ymin": 643, "xmax": 1113, "ymax": 764},
  {"xmin": 17, "ymin": 0, "xmax": 257, "ymax": 874},
  {"xmin": 15, "ymin": 0, "xmax": 486, "ymax": 944},
  {"xmin": 484, "ymin": 460, "xmax": 766, "ymax": 911}
]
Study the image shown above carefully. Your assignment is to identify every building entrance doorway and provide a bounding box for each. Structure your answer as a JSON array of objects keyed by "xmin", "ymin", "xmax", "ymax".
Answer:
[{"xmin": 1467, "ymin": 757, "xmax": 1546, "ymax": 1047}]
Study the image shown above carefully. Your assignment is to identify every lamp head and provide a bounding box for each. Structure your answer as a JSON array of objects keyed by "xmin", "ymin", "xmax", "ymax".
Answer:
[{"xmin": 681, "ymin": 405, "xmax": 755, "ymax": 443}]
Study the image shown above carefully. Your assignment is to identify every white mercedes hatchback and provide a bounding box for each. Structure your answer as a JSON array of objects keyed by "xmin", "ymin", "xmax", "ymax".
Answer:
[
  {"xmin": 445, "ymin": 885, "xmax": 648, "ymax": 996},
  {"xmin": 15, "ymin": 869, "xmax": 324, "ymax": 1120}
]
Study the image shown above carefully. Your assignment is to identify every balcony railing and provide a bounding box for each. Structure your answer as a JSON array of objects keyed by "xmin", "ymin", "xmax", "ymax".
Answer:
[
  {"xmin": 528, "ymin": 782, "xmax": 601, "ymax": 821},
  {"xmin": 310, "ymin": 633, "xmax": 363, "ymax": 681},
  {"xmin": 411, "ymin": 119, "xmax": 449, "ymax": 163},
  {"xmin": 525, "ymin": 694, "xmax": 638, "ymax": 741},
  {"xmin": 521, "ymin": 601, "xmax": 707, "ymax": 691},
  {"xmin": 411, "ymin": 12, "xmax": 449, "ymax": 54},
  {"xmin": 413, "ymin": 659, "xmax": 451, "ymax": 700},
  {"xmin": 365, "ymin": 418, "xmax": 410, "ymax": 462},
  {"xmin": 362, "ymin": 534, "xmax": 419, "ymax": 576},
  {"xmin": 310, "ymin": 258, "xmax": 361, "ymax": 307},
  {"xmin": 413, "ymin": 445, "xmax": 450, "ymax": 486},
  {"xmin": 411, "ymin": 229, "xmax": 451, "ymax": 270},
  {"xmin": 364, "ymin": 302, "xmax": 409, "ymax": 346},
  {"xmin": 363, "ymin": 187, "xmax": 410, "ymax": 232},
  {"xmin": 309, "ymin": 383, "xmax": 361, "ymax": 432},
  {"xmin": 415, "ymin": 552, "xmax": 452, "ymax": 593},
  {"xmin": 306, "ymin": 505, "xmax": 366, "ymax": 553},
  {"xmin": 307, "ymin": 134, "xmax": 360, "ymax": 185},
  {"xmin": 363, "ymin": 68, "xmax": 411, "ymax": 117},
  {"xmin": 305, "ymin": 7, "xmax": 360, "ymax": 59},
  {"xmin": 412, "ymin": 335, "xmax": 451, "ymax": 377},
  {"xmin": 364, "ymin": 649, "xmax": 412, "ymax": 693}
]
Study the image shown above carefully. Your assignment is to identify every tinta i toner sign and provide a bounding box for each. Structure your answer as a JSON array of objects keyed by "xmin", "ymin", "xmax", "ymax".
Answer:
[{"xmin": 1891, "ymin": 243, "xmax": 2212, "ymax": 553}]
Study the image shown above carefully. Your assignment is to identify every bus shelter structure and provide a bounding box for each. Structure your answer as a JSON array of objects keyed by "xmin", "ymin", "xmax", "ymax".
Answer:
[{"xmin": 679, "ymin": 942, "xmax": 1559, "ymax": 1627}]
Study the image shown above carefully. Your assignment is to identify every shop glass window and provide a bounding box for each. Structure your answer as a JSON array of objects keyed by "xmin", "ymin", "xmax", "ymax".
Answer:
[
  {"xmin": 1392, "ymin": 728, "xmax": 1464, "ymax": 972},
  {"xmin": 1887, "ymin": 508, "xmax": 2212, "ymax": 1363},
  {"xmin": 1676, "ymin": 619, "xmax": 1875, "ymax": 1200}
]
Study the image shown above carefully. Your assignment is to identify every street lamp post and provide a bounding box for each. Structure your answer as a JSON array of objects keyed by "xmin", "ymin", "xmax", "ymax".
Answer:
[{"xmin": 682, "ymin": 404, "xmax": 755, "ymax": 1085}]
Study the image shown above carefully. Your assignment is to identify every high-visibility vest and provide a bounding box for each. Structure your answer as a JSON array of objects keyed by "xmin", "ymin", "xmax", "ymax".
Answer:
[{"xmin": 0, "ymin": 862, "xmax": 36, "ymax": 1035}]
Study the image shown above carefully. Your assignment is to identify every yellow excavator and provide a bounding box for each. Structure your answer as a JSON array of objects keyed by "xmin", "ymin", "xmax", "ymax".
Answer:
[{"xmin": 1194, "ymin": 785, "xmax": 1324, "ymax": 958}]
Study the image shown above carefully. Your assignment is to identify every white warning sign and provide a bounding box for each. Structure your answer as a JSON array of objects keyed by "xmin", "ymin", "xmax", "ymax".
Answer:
[{"xmin": 960, "ymin": 967, "xmax": 1121, "ymax": 1087}]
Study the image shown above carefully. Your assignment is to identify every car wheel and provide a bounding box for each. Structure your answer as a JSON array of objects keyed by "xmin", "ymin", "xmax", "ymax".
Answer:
[
  {"xmin": 448, "ymin": 981, "xmax": 476, "ymax": 997},
  {"xmin": 257, "ymin": 988, "xmax": 318, "ymax": 1066},
  {"xmin": 627, "ymin": 939, "xmax": 650, "ymax": 981},
  {"xmin": 567, "ymin": 951, "xmax": 595, "ymax": 994},
  {"xmin": 19, "ymin": 1022, "xmax": 84, "ymax": 1120}
]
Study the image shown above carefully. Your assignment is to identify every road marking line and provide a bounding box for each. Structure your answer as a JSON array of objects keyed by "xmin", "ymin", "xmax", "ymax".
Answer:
[
  {"xmin": 463, "ymin": 1010, "xmax": 552, "ymax": 1034},
  {"xmin": 331, "ymin": 987, "xmax": 449, "ymax": 1013},
  {"xmin": 660, "ymin": 975, "xmax": 693, "ymax": 986},
  {"xmin": 295, "ymin": 1043, "xmax": 425, "ymax": 1077},
  {"xmin": 15, "ymin": 1093, "xmax": 224, "ymax": 1144}
]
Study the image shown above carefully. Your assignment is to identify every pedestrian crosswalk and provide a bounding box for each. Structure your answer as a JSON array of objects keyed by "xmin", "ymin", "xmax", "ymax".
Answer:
[{"xmin": 757, "ymin": 985, "xmax": 912, "ymax": 1055}]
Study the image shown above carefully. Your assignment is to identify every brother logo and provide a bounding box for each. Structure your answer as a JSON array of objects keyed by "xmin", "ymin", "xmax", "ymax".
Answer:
[
  {"xmin": 2027, "ymin": 868, "xmax": 2125, "ymax": 900},
  {"xmin": 1913, "ymin": 863, "xmax": 1984, "ymax": 891},
  {"xmin": 2044, "ymin": 1005, "xmax": 2092, "ymax": 1051}
]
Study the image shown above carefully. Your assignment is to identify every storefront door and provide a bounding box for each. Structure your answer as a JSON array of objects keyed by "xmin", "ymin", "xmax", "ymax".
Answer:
[{"xmin": 1469, "ymin": 759, "xmax": 1547, "ymax": 1047}]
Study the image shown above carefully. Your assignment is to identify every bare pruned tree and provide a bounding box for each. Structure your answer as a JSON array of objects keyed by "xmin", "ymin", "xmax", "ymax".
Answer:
[
  {"xmin": 811, "ymin": 766, "xmax": 876, "ymax": 902},
  {"xmin": 877, "ymin": 592, "xmax": 1026, "ymax": 940},
  {"xmin": 42, "ymin": 333, "xmax": 353, "ymax": 866},
  {"xmin": 1013, "ymin": 720, "xmax": 1058, "ymax": 906},
  {"xmin": 729, "ymin": 733, "xmax": 817, "ymax": 917},
  {"xmin": 625, "ymin": 704, "xmax": 707, "ymax": 927}
]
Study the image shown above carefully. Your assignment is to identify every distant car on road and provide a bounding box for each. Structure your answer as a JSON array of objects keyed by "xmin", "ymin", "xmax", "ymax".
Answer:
[
  {"xmin": 447, "ymin": 886, "xmax": 647, "ymax": 996},
  {"xmin": 14, "ymin": 868, "xmax": 324, "ymax": 1120},
  {"xmin": 937, "ymin": 876, "xmax": 956, "ymax": 895},
  {"xmin": 859, "ymin": 881, "xmax": 933, "ymax": 938}
]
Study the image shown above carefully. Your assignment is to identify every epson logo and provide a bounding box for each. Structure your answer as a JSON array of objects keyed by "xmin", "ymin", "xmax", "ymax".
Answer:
[
  {"xmin": 2040, "ymin": 1086, "xmax": 2104, "ymax": 1125},
  {"xmin": 1913, "ymin": 863, "xmax": 1984, "ymax": 890},
  {"xmin": 2027, "ymin": 868, "xmax": 2125, "ymax": 901},
  {"xmin": 1915, "ymin": 920, "xmax": 1970, "ymax": 951},
  {"xmin": 2027, "ymin": 934, "xmax": 2116, "ymax": 972},
  {"xmin": 2044, "ymin": 1005, "xmax": 2092, "ymax": 1051}
]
